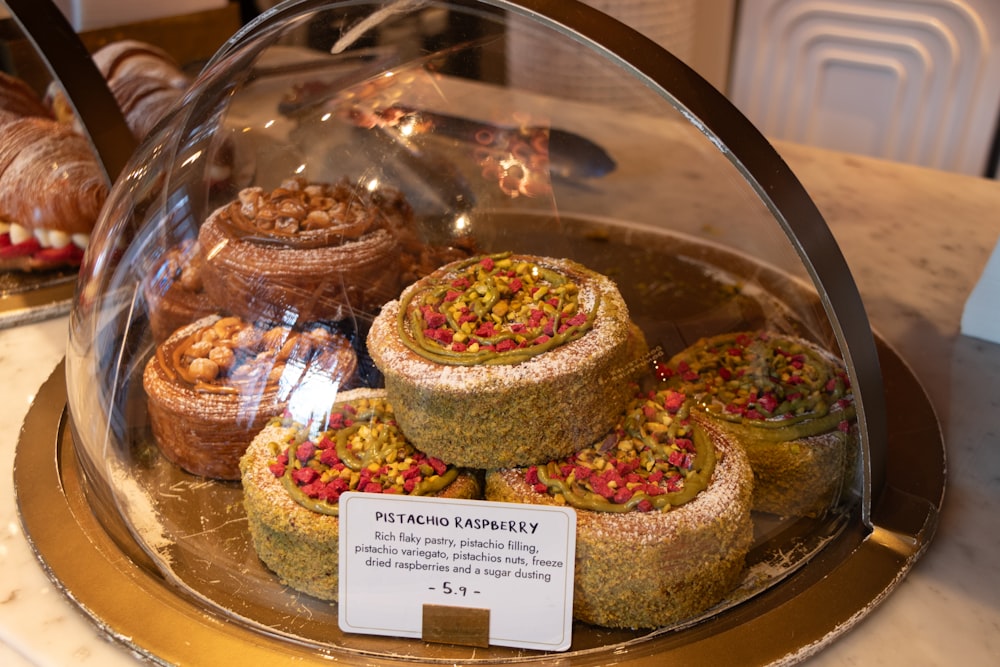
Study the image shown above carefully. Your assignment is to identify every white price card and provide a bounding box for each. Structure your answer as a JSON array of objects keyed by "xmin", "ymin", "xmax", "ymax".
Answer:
[{"xmin": 338, "ymin": 492, "xmax": 576, "ymax": 651}]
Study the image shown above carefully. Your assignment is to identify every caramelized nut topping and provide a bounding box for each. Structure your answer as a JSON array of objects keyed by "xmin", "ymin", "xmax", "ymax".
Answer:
[
  {"xmin": 155, "ymin": 316, "xmax": 350, "ymax": 395},
  {"xmin": 217, "ymin": 177, "xmax": 410, "ymax": 249}
]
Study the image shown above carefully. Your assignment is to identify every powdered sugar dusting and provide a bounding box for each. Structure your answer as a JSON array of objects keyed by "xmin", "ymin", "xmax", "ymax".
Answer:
[
  {"xmin": 487, "ymin": 421, "xmax": 753, "ymax": 546},
  {"xmin": 368, "ymin": 255, "xmax": 632, "ymax": 390},
  {"xmin": 109, "ymin": 463, "xmax": 174, "ymax": 563}
]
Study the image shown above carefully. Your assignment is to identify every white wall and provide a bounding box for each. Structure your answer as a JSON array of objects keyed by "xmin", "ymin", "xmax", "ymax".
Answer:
[{"xmin": 729, "ymin": 0, "xmax": 1000, "ymax": 176}]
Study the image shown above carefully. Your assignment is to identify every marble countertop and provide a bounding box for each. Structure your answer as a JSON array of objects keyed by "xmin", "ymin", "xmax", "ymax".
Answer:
[{"xmin": 1, "ymin": 139, "xmax": 999, "ymax": 665}]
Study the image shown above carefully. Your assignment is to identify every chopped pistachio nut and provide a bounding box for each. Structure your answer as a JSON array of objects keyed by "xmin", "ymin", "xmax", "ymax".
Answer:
[
  {"xmin": 269, "ymin": 396, "xmax": 458, "ymax": 515},
  {"xmin": 525, "ymin": 389, "xmax": 715, "ymax": 513},
  {"xmin": 398, "ymin": 252, "xmax": 597, "ymax": 365}
]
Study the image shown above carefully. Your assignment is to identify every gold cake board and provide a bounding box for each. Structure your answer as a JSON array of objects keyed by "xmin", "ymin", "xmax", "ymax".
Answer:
[{"xmin": 14, "ymin": 337, "xmax": 943, "ymax": 665}]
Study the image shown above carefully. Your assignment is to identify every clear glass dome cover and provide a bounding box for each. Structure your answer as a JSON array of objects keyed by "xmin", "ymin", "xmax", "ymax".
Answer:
[{"xmin": 64, "ymin": 0, "xmax": 884, "ymax": 658}]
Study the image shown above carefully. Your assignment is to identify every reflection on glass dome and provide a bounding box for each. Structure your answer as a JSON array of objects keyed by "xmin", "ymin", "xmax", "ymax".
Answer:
[{"xmin": 64, "ymin": 0, "xmax": 878, "ymax": 659}]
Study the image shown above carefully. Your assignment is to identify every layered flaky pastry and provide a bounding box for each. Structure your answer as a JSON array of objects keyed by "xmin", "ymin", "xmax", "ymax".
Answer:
[
  {"xmin": 198, "ymin": 177, "xmax": 413, "ymax": 326},
  {"xmin": 368, "ymin": 252, "xmax": 648, "ymax": 468},
  {"xmin": 487, "ymin": 388, "xmax": 753, "ymax": 629},
  {"xmin": 240, "ymin": 388, "xmax": 481, "ymax": 600},
  {"xmin": 142, "ymin": 239, "xmax": 219, "ymax": 343},
  {"xmin": 143, "ymin": 315, "xmax": 358, "ymax": 479}
]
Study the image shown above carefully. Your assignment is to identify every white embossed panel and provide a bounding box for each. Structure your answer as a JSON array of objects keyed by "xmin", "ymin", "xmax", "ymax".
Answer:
[
  {"xmin": 506, "ymin": 0, "xmax": 736, "ymax": 113},
  {"xmin": 730, "ymin": 0, "xmax": 1000, "ymax": 175}
]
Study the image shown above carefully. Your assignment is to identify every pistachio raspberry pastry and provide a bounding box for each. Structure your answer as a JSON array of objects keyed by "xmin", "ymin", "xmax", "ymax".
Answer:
[
  {"xmin": 660, "ymin": 331, "xmax": 857, "ymax": 518},
  {"xmin": 367, "ymin": 252, "xmax": 647, "ymax": 468},
  {"xmin": 486, "ymin": 388, "xmax": 753, "ymax": 629},
  {"xmin": 240, "ymin": 388, "xmax": 481, "ymax": 600},
  {"xmin": 198, "ymin": 177, "xmax": 413, "ymax": 325},
  {"xmin": 143, "ymin": 315, "xmax": 358, "ymax": 480}
]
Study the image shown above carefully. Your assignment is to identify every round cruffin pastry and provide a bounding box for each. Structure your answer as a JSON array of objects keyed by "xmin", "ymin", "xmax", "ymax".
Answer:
[
  {"xmin": 486, "ymin": 388, "xmax": 754, "ymax": 629},
  {"xmin": 198, "ymin": 177, "xmax": 415, "ymax": 326},
  {"xmin": 142, "ymin": 238, "xmax": 219, "ymax": 343},
  {"xmin": 659, "ymin": 330, "xmax": 858, "ymax": 518},
  {"xmin": 239, "ymin": 387, "xmax": 482, "ymax": 600},
  {"xmin": 143, "ymin": 314, "xmax": 359, "ymax": 480},
  {"xmin": 367, "ymin": 252, "xmax": 649, "ymax": 469}
]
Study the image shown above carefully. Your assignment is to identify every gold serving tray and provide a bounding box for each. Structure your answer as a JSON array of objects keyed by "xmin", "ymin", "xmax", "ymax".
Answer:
[
  {"xmin": 15, "ymin": 329, "xmax": 943, "ymax": 665},
  {"xmin": 0, "ymin": 270, "xmax": 75, "ymax": 328}
]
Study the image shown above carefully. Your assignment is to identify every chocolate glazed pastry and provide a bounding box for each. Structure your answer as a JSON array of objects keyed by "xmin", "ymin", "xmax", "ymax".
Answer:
[
  {"xmin": 486, "ymin": 389, "xmax": 753, "ymax": 629},
  {"xmin": 0, "ymin": 109, "xmax": 106, "ymax": 271},
  {"xmin": 198, "ymin": 177, "xmax": 411, "ymax": 326},
  {"xmin": 143, "ymin": 315, "xmax": 359, "ymax": 480},
  {"xmin": 660, "ymin": 330, "xmax": 857, "ymax": 518}
]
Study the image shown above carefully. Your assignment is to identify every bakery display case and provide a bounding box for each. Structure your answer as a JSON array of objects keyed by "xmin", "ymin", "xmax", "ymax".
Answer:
[{"xmin": 13, "ymin": 1, "xmax": 944, "ymax": 664}]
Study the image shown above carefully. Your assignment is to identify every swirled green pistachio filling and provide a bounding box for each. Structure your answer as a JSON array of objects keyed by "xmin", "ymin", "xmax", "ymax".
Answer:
[
  {"xmin": 398, "ymin": 252, "xmax": 597, "ymax": 365},
  {"xmin": 658, "ymin": 331, "xmax": 855, "ymax": 440},
  {"xmin": 267, "ymin": 397, "xmax": 458, "ymax": 516},
  {"xmin": 526, "ymin": 389, "xmax": 715, "ymax": 513}
]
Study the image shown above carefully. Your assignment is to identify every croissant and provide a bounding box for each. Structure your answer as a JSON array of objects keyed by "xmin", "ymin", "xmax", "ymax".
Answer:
[
  {"xmin": 48, "ymin": 40, "xmax": 190, "ymax": 139},
  {"xmin": 96, "ymin": 41, "xmax": 190, "ymax": 138},
  {"xmin": 83, "ymin": 40, "xmax": 234, "ymax": 188},
  {"xmin": 0, "ymin": 110, "xmax": 107, "ymax": 271},
  {"xmin": 0, "ymin": 71, "xmax": 52, "ymax": 119},
  {"xmin": 108, "ymin": 72, "xmax": 186, "ymax": 139},
  {"xmin": 92, "ymin": 40, "xmax": 190, "ymax": 91}
]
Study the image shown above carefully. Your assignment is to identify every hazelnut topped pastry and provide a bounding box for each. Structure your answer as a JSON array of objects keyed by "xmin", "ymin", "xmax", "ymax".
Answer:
[
  {"xmin": 143, "ymin": 314, "xmax": 359, "ymax": 480},
  {"xmin": 198, "ymin": 177, "xmax": 412, "ymax": 325},
  {"xmin": 142, "ymin": 239, "xmax": 218, "ymax": 343}
]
